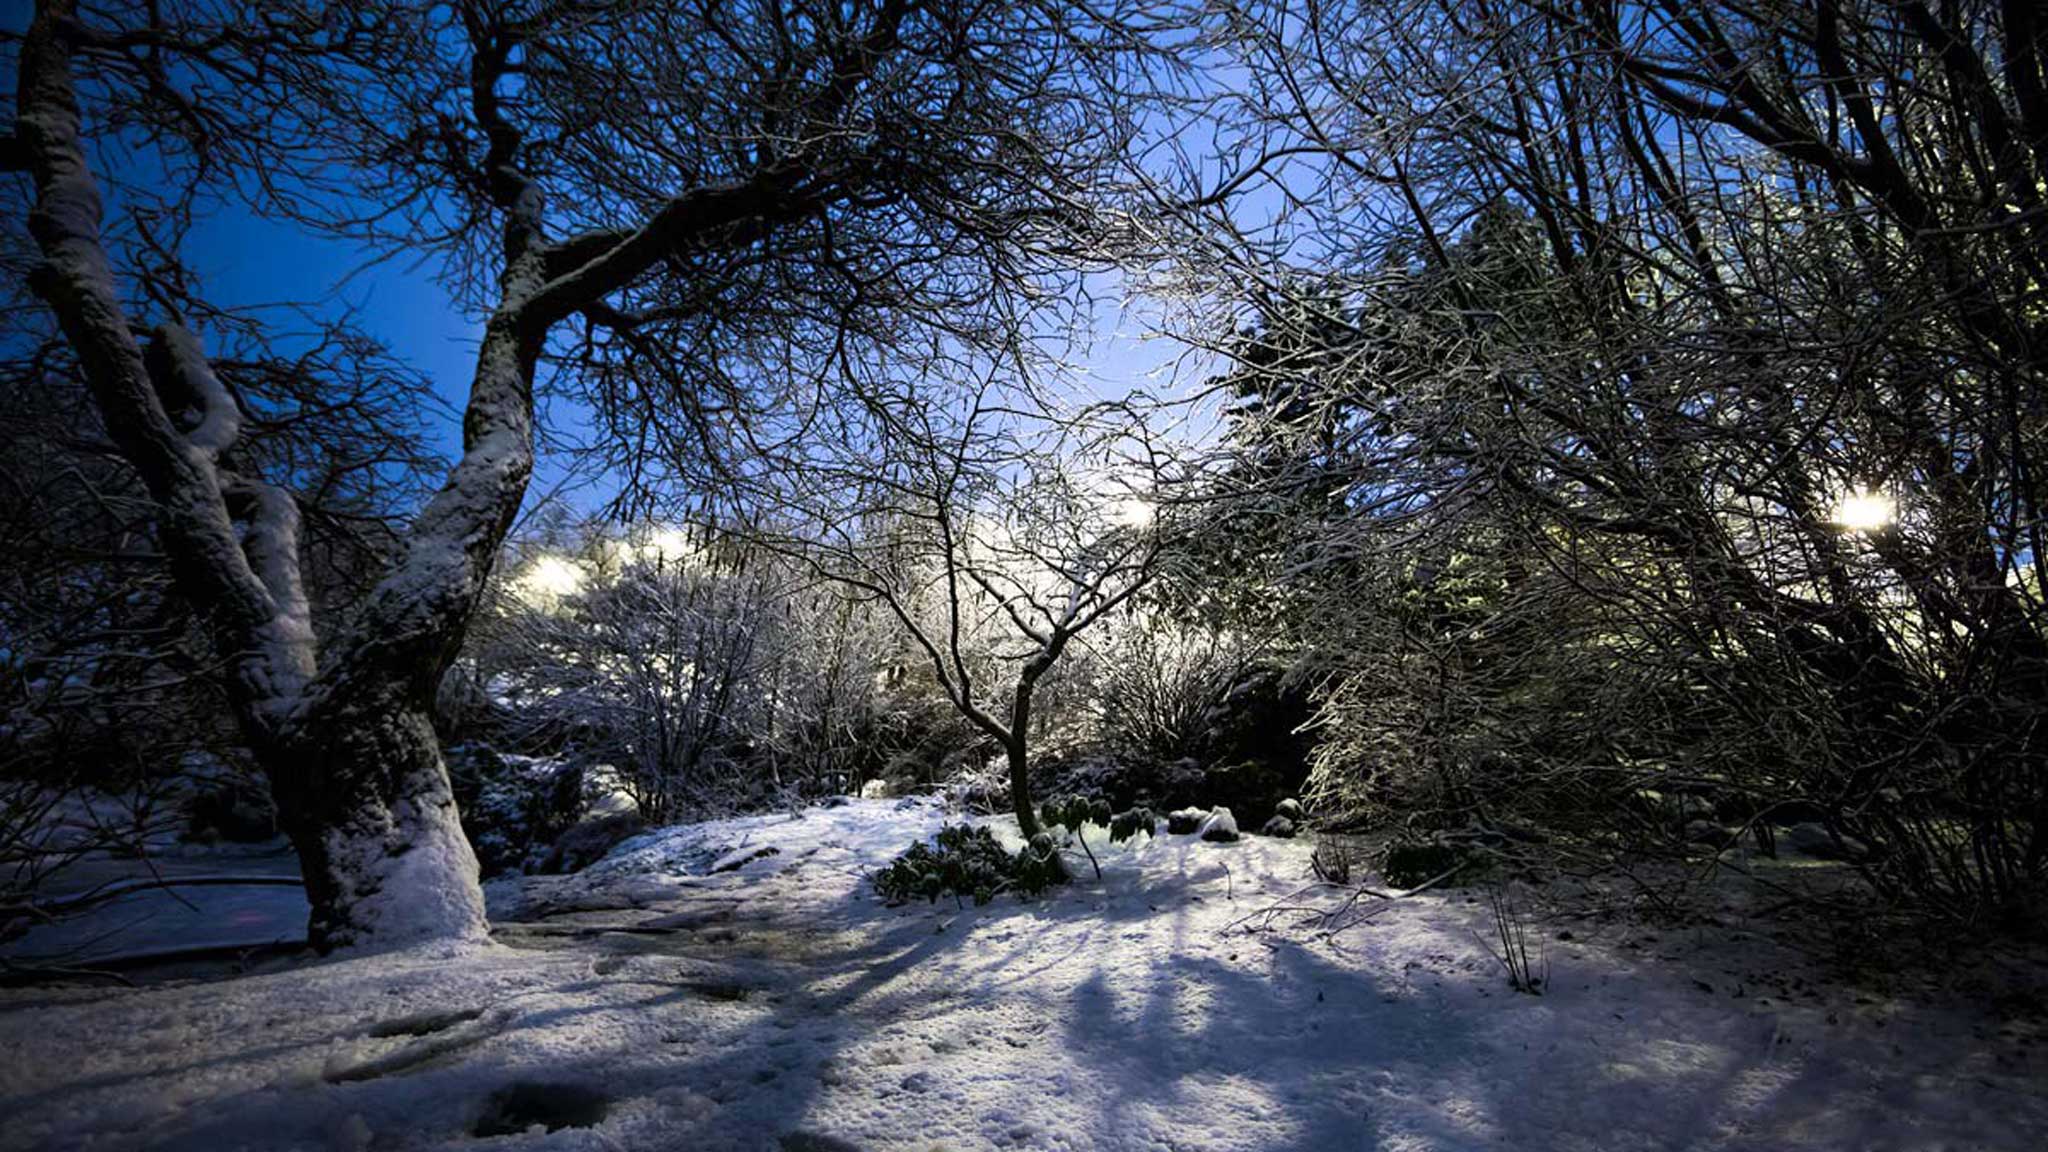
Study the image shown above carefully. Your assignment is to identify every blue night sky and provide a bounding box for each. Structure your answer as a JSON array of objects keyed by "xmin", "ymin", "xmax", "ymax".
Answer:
[
  {"xmin": 0, "ymin": 0, "xmax": 1215, "ymax": 526},
  {"xmin": 172, "ymin": 199, "xmax": 1195, "ymax": 521},
  {"xmin": 180, "ymin": 205, "xmax": 483, "ymax": 471}
]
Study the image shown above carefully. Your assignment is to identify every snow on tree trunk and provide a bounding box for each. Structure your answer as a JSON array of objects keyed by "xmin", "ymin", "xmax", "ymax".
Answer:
[
  {"xmin": 279, "ymin": 701, "xmax": 487, "ymax": 951},
  {"xmin": 14, "ymin": 0, "xmax": 522, "ymax": 953}
]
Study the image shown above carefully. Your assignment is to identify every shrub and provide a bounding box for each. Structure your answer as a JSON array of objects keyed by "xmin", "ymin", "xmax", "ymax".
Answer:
[
  {"xmin": 1109, "ymin": 807, "xmax": 1157, "ymax": 844},
  {"xmin": 446, "ymin": 745, "xmax": 587, "ymax": 876},
  {"xmin": 1093, "ymin": 621, "xmax": 1249, "ymax": 764},
  {"xmin": 184, "ymin": 775, "xmax": 278, "ymax": 843},
  {"xmin": 1014, "ymin": 832, "xmax": 1069, "ymax": 894},
  {"xmin": 1310, "ymin": 834, "xmax": 1357, "ymax": 885},
  {"xmin": 872, "ymin": 824, "xmax": 1067, "ymax": 906},
  {"xmin": 1381, "ymin": 839, "xmax": 1469, "ymax": 888},
  {"xmin": 1041, "ymin": 794, "xmax": 1112, "ymax": 833},
  {"xmin": 1041, "ymin": 795, "xmax": 1113, "ymax": 878}
]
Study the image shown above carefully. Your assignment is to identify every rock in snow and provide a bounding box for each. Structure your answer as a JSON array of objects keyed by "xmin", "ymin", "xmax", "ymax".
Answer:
[
  {"xmin": 537, "ymin": 811, "xmax": 645, "ymax": 874},
  {"xmin": 1166, "ymin": 807, "xmax": 1207, "ymax": 834},
  {"xmin": 1198, "ymin": 806, "xmax": 1240, "ymax": 842},
  {"xmin": 1259, "ymin": 815, "xmax": 1297, "ymax": 838}
]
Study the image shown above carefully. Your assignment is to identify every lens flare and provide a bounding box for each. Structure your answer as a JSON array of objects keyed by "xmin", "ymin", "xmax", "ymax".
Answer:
[{"xmin": 1111, "ymin": 497, "xmax": 1155, "ymax": 531}]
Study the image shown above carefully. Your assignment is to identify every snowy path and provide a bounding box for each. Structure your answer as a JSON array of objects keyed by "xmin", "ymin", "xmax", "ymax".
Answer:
[{"xmin": 1, "ymin": 798, "xmax": 2042, "ymax": 1151}]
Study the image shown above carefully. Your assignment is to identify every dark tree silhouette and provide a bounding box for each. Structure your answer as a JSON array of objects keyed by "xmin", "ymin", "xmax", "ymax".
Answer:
[{"xmin": 8, "ymin": 0, "xmax": 1168, "ymax": 949}]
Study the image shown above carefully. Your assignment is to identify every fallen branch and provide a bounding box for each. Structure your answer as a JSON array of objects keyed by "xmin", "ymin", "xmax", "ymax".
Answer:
[
  {"xmin": 0, "ymin": 957, "xmax": 135, "ymax": 988},
  {"xmin": 1223, "ymin": 881, "xmax": 1333, "ymax": 933},
  {"xmin": 1226, "ymin": 861, "xmax": 1468, "ymax": 938}
]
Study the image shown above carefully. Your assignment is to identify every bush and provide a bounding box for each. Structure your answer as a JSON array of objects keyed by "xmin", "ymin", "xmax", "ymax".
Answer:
[
  {"xmin": 1042, "ymin": 795, "xmax": 1142, "ymax": 879},
  {"xmin": 1310, "ymin": 834, "xmax": 1358, "ymax": 885},
  {"xmin": 1381, "ymin": 839, "xmax": 1470, "ymax": 888},
  {"xmin": 446, "ymin": 745, "xmax": 588, "ymax": 876},
  {"xmin": 872, "ymin": 824, "xmax": 1068, "ymax": 906},
  {"xmin": 1093, "ymin": 621, "xmax": 1249, "ymax": 764},
  {"xmin": 1033, "ymin": 751, "xmax": 1201, "ymax": 818},
  {"xmin": 183, "ymin": 776, "xmax": 278, "ymax": 843},
  {"xmin": 1109, "ymin": 807, "xmax": 1157, "ymax": 844},
  {"xmin": 1063, "ymin": 634, "xmax": 1316, "ymax": 827}
]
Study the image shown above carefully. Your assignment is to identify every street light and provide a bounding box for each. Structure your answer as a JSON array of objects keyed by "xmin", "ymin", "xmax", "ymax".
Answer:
[
  {"xmin": 1831, "ymin": 488, "xmax": 1895, "ymax": 533},
  {"xmin": 514, "ymin": 553, "xmax": 585, "ymax": 607}
]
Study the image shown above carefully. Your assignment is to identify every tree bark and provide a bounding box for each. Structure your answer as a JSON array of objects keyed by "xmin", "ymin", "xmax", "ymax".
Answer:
[
  {"xmin": 1006, "ymin": 739, "xmax": 1043, "ymax": 839},
  {"xmin": 274, "ymin": 695, "xmax": 485, "ymax": 951},
  {"xmin": 1007, "ymin": 656, "xmax": 1052, "ymax": 839},
  {"xmin": 14, "ymin": 0, "xmax": 526, "ymax": 952}
]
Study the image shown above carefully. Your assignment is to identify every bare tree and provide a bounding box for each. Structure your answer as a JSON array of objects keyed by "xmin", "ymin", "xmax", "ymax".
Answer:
[
  {"xmin": 488, "ymin": 528, "xmax": 780, "ymax": 822},
  {"xmin": 8, "ymin": 0, "xmax": 1171, "ymax": 949},
  {"xmin": 750, "ymin": 383, "xmax": 1170, "ymax": 839},
  {"xmin": 0, "ymin": 150, "xmax": 448, "ymax": 931}
]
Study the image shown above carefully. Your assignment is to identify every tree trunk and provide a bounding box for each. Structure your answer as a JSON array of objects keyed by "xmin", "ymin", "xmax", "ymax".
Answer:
[
  {"xmin": 275, "ymin": 697, "xmax": 485, "ymax": 951},
  {"xmin": 1008, "ymin": 655, "xmax": 1050, "ymax": 839},
  {"xmin": 15, "ymin": 0, "xmax": 531, "ymax": 953},
  {"xmin": 1006, "ymin": 737, "xmax": 1042, "ymax": 839}
]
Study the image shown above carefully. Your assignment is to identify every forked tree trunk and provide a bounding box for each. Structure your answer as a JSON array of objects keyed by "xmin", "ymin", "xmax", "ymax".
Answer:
[
  {"xmin": 19, "ymin": 0, "xmax": 925, "ymax": 948},
  {"xmin": 15, "ymin": 0, "xmax": 532, "ymax": 952}
]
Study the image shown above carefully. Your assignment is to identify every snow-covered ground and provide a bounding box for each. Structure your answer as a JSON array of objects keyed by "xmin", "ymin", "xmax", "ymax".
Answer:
[{"xmin": 2, "ymin": 798, "xmax": 2042, "ymax": 1151}]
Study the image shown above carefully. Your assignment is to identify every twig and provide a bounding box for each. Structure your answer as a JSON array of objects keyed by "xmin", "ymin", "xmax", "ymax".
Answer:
[
  {"xmin": 1481, "ymin": 883, "xmax": 1546, "ymax": 994},
  {"xmin": 0, "ymin": 957, "xmax": 135, "ymax": 988},
  {"xmin": 1223, "ymin": 881, "xmax": 1331, "ymax": 932},
  {"xmin": 1226, "ymin": 861, "xmax": 1467, "ymax": 938}
]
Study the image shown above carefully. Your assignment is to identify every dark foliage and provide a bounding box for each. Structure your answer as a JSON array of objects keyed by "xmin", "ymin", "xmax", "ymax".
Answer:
[
  {"xmin": 1108, "ymin": 807, "xmax": 1158, "ymax": 844},
  {"xmin": 872, "ymin": 824, "xmax": 1068, "ymax": 907},
  {"xmin": 445, "ymin": 745, "xmax": 587, "ymax": 877},
  {"xmin": 1380, "ymin": 840, "xmax": 1469, "ymax": 889}
]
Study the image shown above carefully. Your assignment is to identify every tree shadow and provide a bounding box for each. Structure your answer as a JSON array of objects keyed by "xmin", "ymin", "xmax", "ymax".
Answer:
[{"xmin": 12, "ymin": 826, "xmax": 2047, "ymax": 1152}]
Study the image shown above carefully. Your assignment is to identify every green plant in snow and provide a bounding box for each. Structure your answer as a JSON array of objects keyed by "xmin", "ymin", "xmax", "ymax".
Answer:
[
  {"xmin": 1041, "ymin": 795, "xmax": 1113, "ymax": 878},
  {"xmin": 872, "ymin": 824, "xmax": 1067, "ymax": 906},
  {"xmin": 1109, "ymin": 807, "xmax": 1157, "ymax": 844},
  {"xmin": 1014, "ymin": 832, "xmax": 1069, "ymax": 894}
]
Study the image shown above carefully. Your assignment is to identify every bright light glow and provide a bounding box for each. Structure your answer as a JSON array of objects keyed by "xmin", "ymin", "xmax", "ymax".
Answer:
[
  {"xmin": 1832, "ymin": 489, "xmax": 1896, "ymax": 533},
  {"xmin": 631, "ymin": 526, "xmax": 697, "ymax": 568},
  {"xmin": 513, "ymin": 554, "xmax": 585, "ymax": 606},
  {"xmin": 1111, "ymin": 497, "xmax": 1156, "ymax": 531}
]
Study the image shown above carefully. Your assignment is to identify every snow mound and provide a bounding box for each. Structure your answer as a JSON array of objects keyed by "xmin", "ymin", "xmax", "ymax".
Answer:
[{"xmin": 1198, "ymin": 806, "xmax": 1240, "ymax": 842}]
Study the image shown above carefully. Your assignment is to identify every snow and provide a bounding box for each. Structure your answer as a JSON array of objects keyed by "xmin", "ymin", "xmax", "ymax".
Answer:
[
  {"xmin": 156, "ymin": 323, "xmax": 240, "ymax": 458},
  {"xmin": 3, "ymin": 798, "xmax": 2043, "ymax": 1151},
  {"xmin": 1197, "ymin": 806, "xmax": 1239, "ymax": 843},
  {"xmin": 317, "ymin": 787, "xmax": 492, "ymax": 953},
  {"xmin": 237, "ymin": 479, "xmax": 318, "ymax": 708}
]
